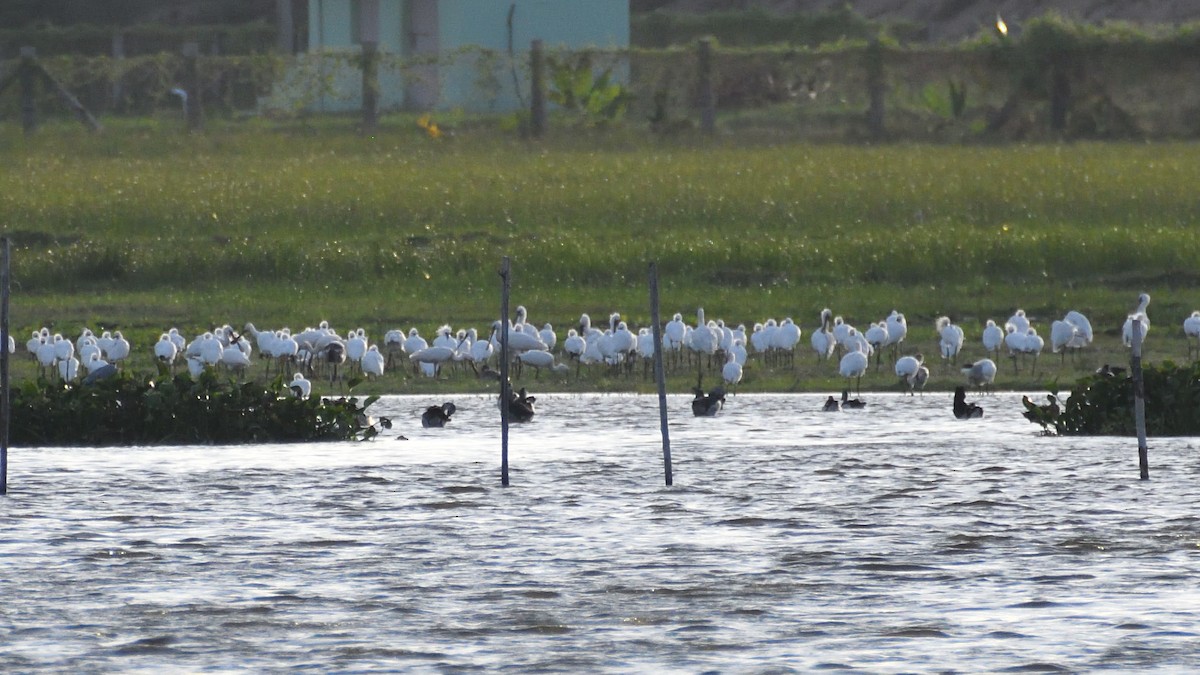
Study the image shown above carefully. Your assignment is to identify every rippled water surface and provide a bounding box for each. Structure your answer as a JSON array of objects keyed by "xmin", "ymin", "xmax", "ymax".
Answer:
[{"xmin": 2, "ymin": 393, "xmax": 1199, "ymax": 672}]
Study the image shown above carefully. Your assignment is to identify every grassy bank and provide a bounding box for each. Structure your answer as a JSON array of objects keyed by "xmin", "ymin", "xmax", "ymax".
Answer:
[{"xmin": 1, "ymin": 119, "xmax": 1197, "ymax": 395}]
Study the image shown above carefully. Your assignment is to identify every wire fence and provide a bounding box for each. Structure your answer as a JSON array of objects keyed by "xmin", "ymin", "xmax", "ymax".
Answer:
[{"xmin": 2, "ymin": 35, "xmax": 1199, "ymax": 141}]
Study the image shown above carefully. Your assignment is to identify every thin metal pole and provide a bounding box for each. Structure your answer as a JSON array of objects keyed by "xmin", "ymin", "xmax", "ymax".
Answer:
[
  {"xmin": 1131, "ymin": 319, "xmax": 1148, "ymax": 480},
  {"xmin": 648, "ymin": 262, "xmax": 672, "ymax": 486},
  {"xmin": 1, "ymin": 237, "xmax": 10, "ymax": 495},
  {"xmin": 499, "ymin": 257, "xmax": 511, "ymax": 486}
]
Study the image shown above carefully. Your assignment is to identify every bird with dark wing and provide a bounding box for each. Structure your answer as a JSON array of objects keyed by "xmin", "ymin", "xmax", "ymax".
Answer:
[
  {"xmin": 953, "ymin": 386, "xmax": 984, "ymax": 420},
  {"xmin": 1021, "ymin": 394, "xmax": 1062, "ymax": 435},
  {"xmin": 691, "ymin": 374, "xmax": 725, "ymax": 417}
]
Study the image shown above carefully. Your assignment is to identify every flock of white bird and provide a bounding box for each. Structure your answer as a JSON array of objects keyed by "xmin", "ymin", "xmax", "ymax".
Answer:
[{"xmin": 13, "ymin": 291, "xmax": 1192, "ymax": 397}]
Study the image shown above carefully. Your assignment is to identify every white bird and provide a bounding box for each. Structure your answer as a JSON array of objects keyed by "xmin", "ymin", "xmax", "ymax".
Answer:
[
  {"xmin": 1122, "ymin": 293, "xmax": 1151, "ymax": 348},
  {"xmin": 563, "ymin": 328, "xmax": 586, "ymax": 375},
  {"xmin": 962, "ymin": 359, "xmax": 998, "ymax": 393},
  {"xmin": 154, "ymin": 333, "xmax": 178, "ymax": 368},
  {"xmin": 220, "ymin": 343, "xmax": 252, "ymax": 379},
  {"xmin": 664, "ymin": 312, "xmax": 687, "ymax": 353},
  {"xmin": 1185, "ymin": 311, "xmax": 1200, "ymax": 359},
  {"xmin": 982, "ymin": 319, "xmax": 1004, "ymax": 360},
  {"xmin": 107, "ymin": 331, "xmax": 131, "ymax": 365},
  {"xmin": 186, "ymin": 355, "xmax": 206, "ymax": 378},
  {"xmin": 895, "ymin": 353, "xmax": 924, "ymax": 395},
  {"xmin": 884, "ymin": 310, "xmax": 908, "ymax": 362},
  {"xmin": 361, "ymin": 345, "xmax": 385, "ymax": 379},
  {"xmin": 36, "ymin": 338, "xmax": 57, "ymax": 378},
  {"xmin": 53, "ymin": 334, "xmax": 75, "ymax": 363},
  {"xmin": 811, "ymin": 308, "xmax": 836, "ymax": 362},
  {"xmin": 1006, "ymin": 309, "xmax": 1030, "ymax": 334},
  {"xmin": 346, "ymin": 328, "xmax": 369, "ymax": 369},
  {"xmin": 539, "ymin": 323, "xmax": 557, "ymax": 353},
  {"xmin": 289, "ymin": 372, "xmax": 311, "ymax": 399},
  {"xmin": 84, "ymin": 351, "xmax": 111, "ymax": 375},
  {"xmin": 1063, "ymin": 311, "xmax": 1093, "ymax": 348},
  {"xmin": 58, "ymin": 356, "xmax": 80, "ymax": 382},
  {"xmin": 722, "ymin": 350, "xmax": 743, "ymax": 388},
  {"xmin": 864, "ymin": 321, "xmax": 889, "ymax": 367},
  {"xmin": 1022, "ymin": 327, "xmax": 1044, "ymax": 376},
  {"xmin": 517, "ymin": 349, "xmax": 558, "ymax": 379},
  {"xmin": 936, "ymin": 317, "xmax": 964, "ymax": 364},
  {"xmin": 770, "ymin": 317, "xmax": 802, "ymax": 366},
  {"xmin": 383, "ymin": 329, "xmax": 406, "ymax": 368},
  {"xmin": 403, "ymin": 328, "xmax": 428, "ymax": 356},
  {"xmin": 839, "ymin": 341, "xmax": 869, "ymax": 396},
  {"xmin": 410, "ymin": 345, "xmax": 456, "ymax": 377},
  {"xmin": 1049, "ymin": 319, "xmax": 1077, "ymax": 360}
]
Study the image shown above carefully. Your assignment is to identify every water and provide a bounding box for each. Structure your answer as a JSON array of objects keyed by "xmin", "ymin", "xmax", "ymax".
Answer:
[{"xmin": 2, "ymin": 393, "xmax": 1198, "ymax": 672}]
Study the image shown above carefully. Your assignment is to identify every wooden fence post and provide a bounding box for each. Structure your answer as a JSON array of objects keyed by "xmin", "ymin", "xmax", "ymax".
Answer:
[
  {"xmin": 111, "ymin": 31, "xmax": 125, "ymax": 112},
  {"xmin": 530, "ymin": 39, "xmax": 546, "ymax": 138},
  {"xmin": 697, "ymin": 38, "xmax": 715, "ymax": 135},
  {"xmin": 361, "ymin": 40, "xmax": 379, "ymax": 135},
  {"xmin": 499, "ymin": 256, "xmax": 512, "ymax": 486},
  {"xmin": 865, "ymin": 37, "xmax": 886, "ymax": 139},
  {"xmin": 182, "ymin": 42, "xmax": 203, "ymax": 132},
  {"xmin": 19, "ymin": 47, "xmax": 37, "ymax": 136},
  {"xmin": 648, "ymin": 262, "xmax": 673, "ymax": 486},
  {"xmin": 1, "ymin": 237, "xmax": 10, "ymax": 495},
  {"xmin": 1130, "ymin": 319, "xmax": 1149, "ymax": 480},
  {"xmin": 1049, "ymin": 61, "xmax": 1070, "ymax": 135},
  {"xmin": 277, "ymin": 0, "xmax": 296, "ymax": 54}
]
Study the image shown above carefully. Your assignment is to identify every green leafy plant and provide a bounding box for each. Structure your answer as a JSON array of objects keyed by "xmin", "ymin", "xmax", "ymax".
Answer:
[
  {"xmin": 10, "ymin": 368, "xmax": 390, "ymax": 446},
  {"xmin": 546, "ymin": 53, "xmax": 632, "ymax": 125}
]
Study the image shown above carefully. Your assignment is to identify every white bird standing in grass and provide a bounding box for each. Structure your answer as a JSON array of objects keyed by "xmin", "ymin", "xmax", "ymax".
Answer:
[
  {"xmin": 722, "ymin": 350, "xmax": 743, "ymax": 389},
  {"xmin": 811, "ymin": 308, "xmax": 836, "ymax": 363},
  {"xmin": 155, "ymin": 333, "xmax": 178, "ymax": 369},
  {"xmin": 361, "ymin": 344, "xmax": 385, "ymax": 379},
  {"xmin": 961, "ymin": 358, "xmax": 998, "ymax": 393},
  {"xmin": 1006, "ymin": 309, "xmax": 1030, "ymax": 335},
  {"xmin": 895, "ymin": 353, "xmax": 925, "ymax": 395},
  {"xmin": 839, "ymin": 340, "xmax": 869, "ymax": 396},
  {"xmin": 1122, "ymin": 293, "xmax": 1151, "ymax": 347},
  {"xmin": 936, "ymin": 317, "xmax": 964, "ymax": 364},
  {"xmin": 1185, "ymin": 310, "xmax": 1200, "ymax": 359},
  {"xmin": 884, "ymin": 310, "xmax": 908, "ymax": 363},
  {"xmin": 289, "ymin": 372, "xmax": 311, "ymax": 399},
  {"xmin": 982, "ymin": 319, "xmax": 1004, "ymax": 361}
]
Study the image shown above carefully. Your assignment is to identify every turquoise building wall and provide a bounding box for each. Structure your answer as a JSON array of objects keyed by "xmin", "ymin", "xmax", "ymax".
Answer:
[{"xmin": 294, "ymin": 0, "xmax": 628, "ymax": 113}]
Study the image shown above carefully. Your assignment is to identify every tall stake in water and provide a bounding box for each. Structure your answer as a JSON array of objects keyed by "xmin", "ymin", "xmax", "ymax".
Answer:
[
  {"xmin": 648, "ymin": 263, "xmax": 673, "ymax": 486},
  {"xmin": 1, "ymin": 237, "xmax": 9, "ymax": 495},
  {"xmin": 1130, "ymin": 318, "xmax": 1149, "ymax": 480},
  {"xmin": 499, "ymin": 257, "xmax": 511, "ymax": 487}
]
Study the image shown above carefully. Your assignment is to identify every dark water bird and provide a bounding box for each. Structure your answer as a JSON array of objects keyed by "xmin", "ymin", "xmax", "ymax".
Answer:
[
  {"xmin": 421, "ymin": 402, "xmax": 457, "ymax": 428},
  {"xmin": 1095, "ymin": 364, "xmax": 1127, "ymax": 378},
  {"xmin": 822, "ymin": 395, "xmax": 841, "ymax": 412},
  {"xmin": 691, "ymin": 375, "xmax": 726, "ymax": 417},
  {"xmin": 953, "ymin": 386, "xmax": 984, "ymax": 419},
  {"xmin": 840, "ymin": 389, "xmax": 866, "ymax": 409},
  {"xmin": 507, "ymin": 387, "xmax": 536, "ymax": 423},
  {"xmin": 1021, "ymin": 394, "xmax": 1061, "ymax": 435}
]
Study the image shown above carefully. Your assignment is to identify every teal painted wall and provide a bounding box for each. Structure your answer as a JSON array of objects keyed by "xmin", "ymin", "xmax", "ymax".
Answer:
[{"xmin": 296, "ymin": 0, "xmax": 628, "ymax": 112}]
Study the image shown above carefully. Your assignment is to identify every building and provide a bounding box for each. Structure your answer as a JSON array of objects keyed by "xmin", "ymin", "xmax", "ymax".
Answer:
[{"xmin": 295, "ymin": 0, "xmax": 629, "ymax": 112}]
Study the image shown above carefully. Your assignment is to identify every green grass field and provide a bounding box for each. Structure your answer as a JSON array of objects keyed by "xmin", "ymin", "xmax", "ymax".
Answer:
[{"xmin": 1, "ymin": 117, "xmax": 1197, "ymax": 397}]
